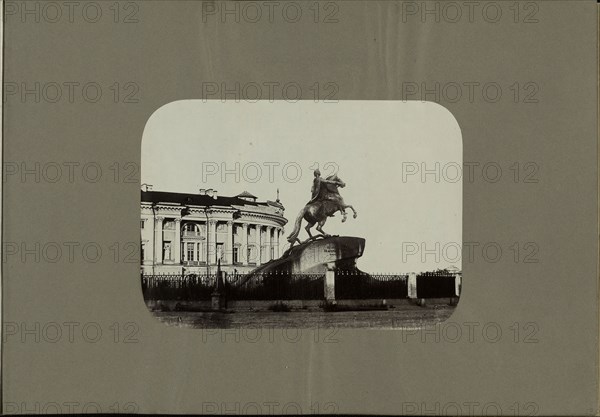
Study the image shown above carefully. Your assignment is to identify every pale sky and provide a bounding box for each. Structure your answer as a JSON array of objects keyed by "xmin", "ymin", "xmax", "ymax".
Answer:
[{"xmin": 142, "ymin": 100, "xmax": 462, "ymax": 273}]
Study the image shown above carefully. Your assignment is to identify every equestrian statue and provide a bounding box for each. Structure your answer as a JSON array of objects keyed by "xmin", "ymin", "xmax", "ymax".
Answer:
[{"xmin": 287, "ymin": 169, "xmax": 357, "ymax": 246}]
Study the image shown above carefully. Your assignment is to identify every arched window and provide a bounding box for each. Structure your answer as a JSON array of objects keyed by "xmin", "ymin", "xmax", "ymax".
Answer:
[{"xmin": 182, "ymin": 223, "xmax": 201, "ymax": 237}]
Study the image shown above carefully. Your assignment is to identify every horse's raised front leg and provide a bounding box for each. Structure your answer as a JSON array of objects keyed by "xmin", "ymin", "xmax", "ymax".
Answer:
[
  {"xmin": 341, "ymin": 209, "xmax": 347, "ymax": 223},
  {"xmin": 344, "ymin": 204, "xmax": 358, "ymax": 219}
]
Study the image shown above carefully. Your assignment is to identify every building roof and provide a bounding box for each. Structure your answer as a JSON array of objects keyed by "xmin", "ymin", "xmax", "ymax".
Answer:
[
  {"xmin": 141, "ymin": 190, "xmax": 272, "ymax": 208},
  {"xmin": 236, "ymin": 191, "xmax": 257, "ymax": 199}
]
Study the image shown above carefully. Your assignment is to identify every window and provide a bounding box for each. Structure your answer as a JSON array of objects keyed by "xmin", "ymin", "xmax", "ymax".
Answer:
[
  {"xmin": 233, "ymin": 247, "xmax": 239, "ymax": 264},
  {"xmin": 163, "ymin": 241, "xmax": 172, "ymax": 261},
  {"xmin": 183, "ymin": 223, "xmax": 201, "ymax": 237},
  {"xmin": 247, "ymin": 245, "xmax": 257, "ymax": 264},
  {"xmin": 271, "ymin": 246, "xmax": 275, "ymax": 260},
  {"xmin": 140, "ymin": 220, "xmax": 145, "ymax": 229},
  {"xmin": 217, "ymin": 243, "xmax": 224, "ymax": 261},
  {"xmin": 164, "ymin": 220, "xmax": 175, "ymax": 230},
  {"xmin": 187, "ymin": 243, "xmax": 194, "ymax": 261},
  {"xmin": 197, "ymin": 243, "xmax": 205, "ymax": 262}
]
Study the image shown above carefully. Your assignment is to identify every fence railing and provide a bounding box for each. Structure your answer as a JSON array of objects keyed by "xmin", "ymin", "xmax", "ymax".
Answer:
[
  {"xmin": 335, "ymin": 272, "xmax": 409, "ymax": 299},
  {"xmin": 142, "ymin": 274, "xmax": 215, "ymax": 301},
  {"xmin": 141, "ymin": 273, "xmax": 326, "ymax": 301},
  {"xmin": 141, "ymin": 271, "xmax": 459, "ymax": 301},
  {"xmin": 226, "ymin": 273, "xmax": 324, "ymax": 301},
  {"xmin": 182, "ymin": 230, "xmax": 203, "ymax": 238}
]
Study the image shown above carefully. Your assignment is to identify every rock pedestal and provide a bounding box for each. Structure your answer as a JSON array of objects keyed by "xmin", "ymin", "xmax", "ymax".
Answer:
[
  {"xmin": 249, "ymin": 236, "xmax": 366, "ymax": 275},
  {"xmin": 240, "ymin": 236, "xmax": 367, "ymax": 303}
]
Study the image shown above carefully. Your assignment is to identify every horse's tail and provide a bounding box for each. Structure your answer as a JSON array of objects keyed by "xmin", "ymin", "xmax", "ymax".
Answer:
[{"xmin": 287, "ymin": 207, "xmax": 307, "ymax": 243}]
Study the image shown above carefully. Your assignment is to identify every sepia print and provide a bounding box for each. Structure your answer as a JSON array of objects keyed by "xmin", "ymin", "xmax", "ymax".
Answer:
[{"xmin": 140, "ymin": 100, "xmax": 462, "ymax": 328}]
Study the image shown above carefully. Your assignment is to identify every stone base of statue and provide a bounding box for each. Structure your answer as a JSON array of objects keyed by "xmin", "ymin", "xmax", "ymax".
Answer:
[
  {"xmin": 251, "ymin": 235, "xmax": 366, "ymax": 275},
  {"xmin": 233, "ymin": 236, "xmax": 367, "ymax": 303}
]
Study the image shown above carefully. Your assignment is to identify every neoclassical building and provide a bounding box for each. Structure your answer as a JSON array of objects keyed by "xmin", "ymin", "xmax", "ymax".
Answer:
[{"xmin": 141, "ymin": 186, "xmax": 287, "ymax": 275}]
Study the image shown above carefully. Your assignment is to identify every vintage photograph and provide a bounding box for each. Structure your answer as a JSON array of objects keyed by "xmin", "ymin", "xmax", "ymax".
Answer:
[{"xmin": 140, "ymin": 100, "xmax": 462, "ymax": 329}]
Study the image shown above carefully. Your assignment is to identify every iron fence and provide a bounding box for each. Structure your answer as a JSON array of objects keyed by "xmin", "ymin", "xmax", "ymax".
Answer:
[
  {"xmin": 141, "ymin": 273, "xmax": 325, "ymax": 301},
  {"xmin": 142, "ymin": 274, "xmax": 215, "ymax": 301},
  {"xmin": 335, "ymin": 271, "xmax": 409, "ymax": 299},
  {"xmin": 141, "ymin": 271, "xmax": 458, "ymax": 301},
  {"xmin": 226, "ymin": 273, "xmax": 324, "ymax": 301}
]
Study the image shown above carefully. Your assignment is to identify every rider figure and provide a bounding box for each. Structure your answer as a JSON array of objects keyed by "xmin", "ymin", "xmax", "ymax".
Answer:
[{"xmin": 308, "ymin": 169, "xmax": 342, "ymax": 204}]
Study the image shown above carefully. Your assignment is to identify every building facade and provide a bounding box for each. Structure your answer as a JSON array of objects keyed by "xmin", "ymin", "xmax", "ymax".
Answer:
[{"xmin": 141, "ymin": 186, "xmax": 287, "ymax": 275}]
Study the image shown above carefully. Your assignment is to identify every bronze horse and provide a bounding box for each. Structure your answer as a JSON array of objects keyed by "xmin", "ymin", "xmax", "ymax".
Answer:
[{"xmin": 287, "ymin": 174, "xmax": 357, "ymax": 245}]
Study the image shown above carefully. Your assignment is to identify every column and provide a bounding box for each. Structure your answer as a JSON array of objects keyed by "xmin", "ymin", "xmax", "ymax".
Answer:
[
  {"xmin": 207, "ymin": 220, "xmax": 216, "ymax": 265},
  {"xmin": 455, "ymin": 274, "xmax": 461, "ymax": 297},
  {"xmin": 204, "ymin": 220, "xmax": 214, "ymax": 265},
  {"xmin": 200, "ymin": 223, "xmax": 207, "ymax": 263},
  {"xmin": 213, "ymin": 221, "xmax": 219, "ymax": 264},
  {"xmin": 263, "ymin": 226, "xmax": 270, "ymax": 261},
  {"xmin": 145, "ymin": 219, "xmax": 154, "ymax": 265},
  {"xmin": 241, "ymin": 223, "xmax": 249, "ymax": 266},
  {"xmin": 154, "ymin": 216, "xmax": 163, "ymax": 265},
  {"xmin": 274, "ymin": 227, "xmax": 280, "ymax": 258},
  {"xmin": 226, "ymin": 221, "xmax": 234, "ymax": 264},
  {"xmin": 268, "ymin": 227, "xmax": 274, "ymax": 260},
  {"xmin": 174, "ymin": 219, "xmax": 181, "ymax": 264},
  {"xmin": 408, "ymin": 272, "xmax": 417, "ymax": 299},
  {"xmin": 325, "ymin": 262, "xmax": 336, "ymax": 302},
  {"xmin": 256, "ymin": 225, "xmax": 262, "ymax": 266},
  {"xmin": 269, "ymin": 227, "xmax": 277, "ymax": 259}
]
